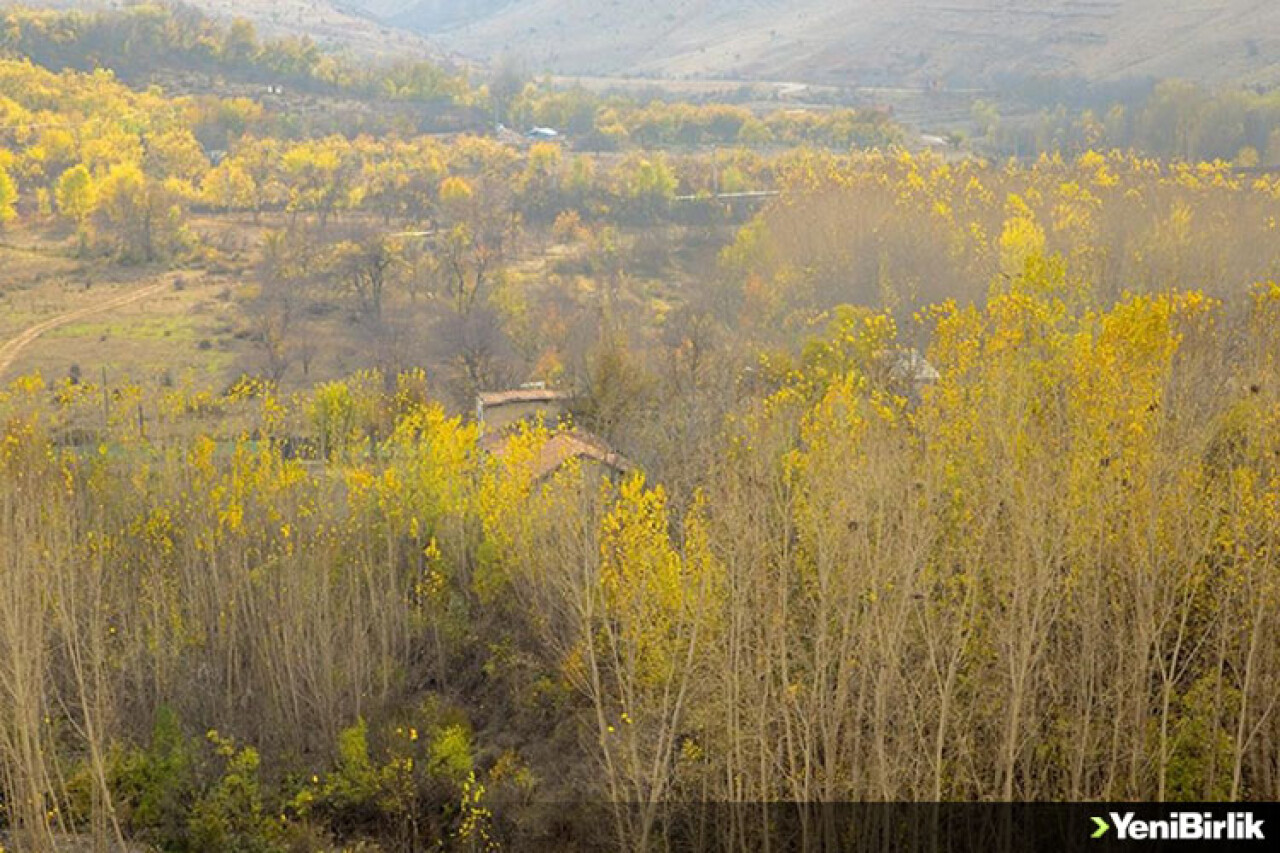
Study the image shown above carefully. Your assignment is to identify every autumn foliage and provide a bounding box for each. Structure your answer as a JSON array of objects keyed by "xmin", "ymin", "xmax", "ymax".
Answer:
[
  {"xmin": 2, "ymin": 5, "xmax": 1280, "ymax": 852},
  {"xmin": 3, "ymin": 261, "xmax": 1280, "ymax": 850}
]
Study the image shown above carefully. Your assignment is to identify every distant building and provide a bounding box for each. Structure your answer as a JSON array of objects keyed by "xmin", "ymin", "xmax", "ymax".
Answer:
[{"xmin": 889, "ymin": 349, "xmax": 940, "ymax": 402}]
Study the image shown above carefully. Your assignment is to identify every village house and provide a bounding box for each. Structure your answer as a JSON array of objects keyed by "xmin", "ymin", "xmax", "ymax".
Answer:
[
  {"xmin": 476, "ymin": 385, "xmax": 634, "ymax": 481},
  {"xmin": 475, "ymin": 386, "xmax": 573, "ymax": 432}
]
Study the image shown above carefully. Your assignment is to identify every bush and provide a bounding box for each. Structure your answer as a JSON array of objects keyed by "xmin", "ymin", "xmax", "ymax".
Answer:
[{"xmin": 187, "ymin": 731, "xmax": 281, "ymax": 853}]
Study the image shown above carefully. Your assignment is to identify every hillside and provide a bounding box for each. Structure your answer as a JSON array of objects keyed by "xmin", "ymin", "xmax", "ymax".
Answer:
[
  {"xmin": 6, "ymin": 4, "xmax": 1280, "ymax": 850},
  {"xmin": 359, "ymin": 0, "xmax": 1280, "ymax": 88},
  {"xmin": 1, "ymin": 0, "xmax": 442, "ymax": 61}
]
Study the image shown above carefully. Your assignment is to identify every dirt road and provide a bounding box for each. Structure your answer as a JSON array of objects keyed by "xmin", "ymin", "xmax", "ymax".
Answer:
[{"xmin": 0, "ymin": 281, "xmax": 170, "ymax": 378}]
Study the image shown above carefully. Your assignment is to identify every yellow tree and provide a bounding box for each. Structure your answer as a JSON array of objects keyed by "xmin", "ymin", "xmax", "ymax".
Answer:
[
  {"xmin": 583, "ymin": 478, "xmax": 719, "ymax": 851},
  {"xmin": 433, "ymin": 175, "xmax": 514, "ymax": 315},
  {"xmin": 281, "ymin": 137, "xmax": 356, "ymax": 226},
  {"xmin": 0, "ymin": 161, "xmax": 17, "ymax": 225},
  {"xmin": 54, "ymin": 164, "xmax": 95, "ymax": 229},
  {"xmin": 91, "ymin": 162, "xmax": 186, "ymax": 262},
  {"xmin": 200, "ymin": 160, "xmax": 256, "ymax": 212},
  {"xmin": 143, "ymin": 127, "xmax": 210, "ymax": 188},
  {"xmin": 226, "ymin": 137, "xmax": 284, "ymax": 222}
]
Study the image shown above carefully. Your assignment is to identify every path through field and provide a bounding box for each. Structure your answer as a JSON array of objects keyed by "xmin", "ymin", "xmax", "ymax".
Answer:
[{"xmin": 0, "ymin": 281, "xmax": 170, "ymax": 378}]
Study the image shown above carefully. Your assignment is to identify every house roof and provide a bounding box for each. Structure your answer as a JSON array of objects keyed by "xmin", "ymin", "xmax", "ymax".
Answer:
[
  {"xmin": 534, "ymin": 431, "xmax": 635, "ymax": 480},
  {"xmin": 481, "ymin": 429, "xmax": 636, "ymax": 481},
  {"xmin": 477, "ymin": 388, "xmax": 573, "ymax": 408}
]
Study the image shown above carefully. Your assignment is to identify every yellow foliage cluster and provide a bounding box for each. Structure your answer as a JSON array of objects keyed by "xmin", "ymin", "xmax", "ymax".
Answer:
[
  {"xmin": 724, "ymin": 148, "xmax": 1280, "ymax": 333},
  {"xmin": 2, "ymin": 249, "xmax": 1280, "ymax": 844}
]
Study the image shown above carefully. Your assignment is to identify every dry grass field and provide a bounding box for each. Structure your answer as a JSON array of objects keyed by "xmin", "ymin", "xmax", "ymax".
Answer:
[{"xmin": 0, "ymin": 224, "xmax": 245, "ymax": 388}]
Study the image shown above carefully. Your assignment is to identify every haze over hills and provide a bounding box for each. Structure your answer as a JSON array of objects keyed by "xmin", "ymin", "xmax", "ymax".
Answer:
[
  {"xmin": 19, "ymin": 1, "xmax": 1276, "ymax": 91},
  {"xmin": 349, "ymin": 0, "xmax": 1280, "ymax": 89}
]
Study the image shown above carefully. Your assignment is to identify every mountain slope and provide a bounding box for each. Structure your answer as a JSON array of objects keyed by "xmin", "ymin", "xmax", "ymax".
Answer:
[
  {"xmin": 357, "ymin": 0, "xmax": 1280, "ymax": 87},
  {"xmin": 3, "ymin": 0, "xmax": 442, "ymax": 61}
]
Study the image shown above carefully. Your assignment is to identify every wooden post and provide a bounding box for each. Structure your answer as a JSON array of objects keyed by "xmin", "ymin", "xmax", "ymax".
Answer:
[{"xmin": 101, "ymin": 366, "xmax": 109, "ymax": 428}]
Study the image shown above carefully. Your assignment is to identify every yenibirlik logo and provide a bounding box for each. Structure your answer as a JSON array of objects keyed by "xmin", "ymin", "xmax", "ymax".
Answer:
[{"xmin": 1091, "ymin": 811, "xmax": 1265, "ymax": 841}]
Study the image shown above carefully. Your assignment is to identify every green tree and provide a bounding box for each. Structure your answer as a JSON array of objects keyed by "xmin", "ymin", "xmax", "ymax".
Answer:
[{"xmin": 618, "ymin": 154, "xmax": 676, "ymax": 222}]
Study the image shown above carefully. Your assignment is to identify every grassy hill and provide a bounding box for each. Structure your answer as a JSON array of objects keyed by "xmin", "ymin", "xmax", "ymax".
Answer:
[
  {"xmin": 355, "ymin": 0, "xmax": 1280, "ymax": 89},
  {"xmin": 1, "ymin": 0, "xmax": 442, "ymax": 60},
  {"xmin": 22, "ymin": 1, "xmax": 1276, "ymax": 99},
  {"xmin": 20, "ymin": 1, "xmax": 1277, "ymax": 90}
]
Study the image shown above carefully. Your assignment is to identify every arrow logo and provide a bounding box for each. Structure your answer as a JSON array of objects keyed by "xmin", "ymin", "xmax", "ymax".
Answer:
[{"xmin": 1091, "ymin": 816, "xmax": 1110, "ymax": 838}]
